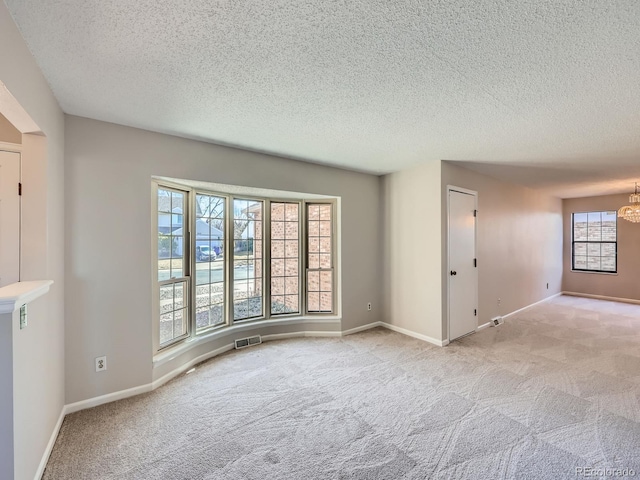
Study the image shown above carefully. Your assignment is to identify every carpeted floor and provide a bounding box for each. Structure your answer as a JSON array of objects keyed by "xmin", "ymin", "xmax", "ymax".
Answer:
[{"xmin": 44, "ymin": 295, "xmax": 640, "ymax": 479}]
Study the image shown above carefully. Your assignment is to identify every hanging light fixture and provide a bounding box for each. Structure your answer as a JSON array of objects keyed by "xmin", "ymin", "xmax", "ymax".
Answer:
[{"xmin": 618, "ymin": 183, "xmax": 640, "ymax": 223}]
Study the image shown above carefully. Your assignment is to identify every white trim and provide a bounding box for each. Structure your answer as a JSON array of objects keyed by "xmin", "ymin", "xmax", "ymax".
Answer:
[
  {"xmin": 153, "ymin": 316, "xmax": 341, "ymax": 367},
  {"xmin": 341, "ymin": 321, "xmax": 382, "ymax": 336},
  {"xmin": 0, "ymin": 141, "xmax": 22, "ymax": 153},
  {"xmin": 379, "ymin": 322, "xmax": 447, "ymax": 347},
  {"xmin": 262, "ymin": 331, "xmax": 344, "ymax": 341},
  {"xmin": 34, "ymin": 407, "xmax": 65, "ymax": 480},
  {"xmin": 502, "ymin": 293, "xmax": 562, "ymax": 319},
  {"xmin": 561, "ymin": 291, "xmax": 640, "ymax": 306},
  {"xmin": 0, "ymin": 280, "xmax": 53, "ymax": 314},
  {"xmin": 303, "ymin": 330, "xmax": 343, "ymax": 337},
  {"xmin": 476, "ymin": 322, "xmax": 491, "ymax": 332},
  {"xmin": 261, "ymin": 332, "xmax": 302, "ymax": 341},
  {"xmin": 65, "ymin": 384, "xmax": 153, "ymax": 415}
]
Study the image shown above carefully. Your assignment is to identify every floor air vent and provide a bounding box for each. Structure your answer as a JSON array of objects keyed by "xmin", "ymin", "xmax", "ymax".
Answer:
[
  {"xmin": 235, "ymin": 335, "xmax": 262, "ymax": 349},
  {"xmin": 492, "ymin": 316, "xmax": 504, "ymax": 326}
]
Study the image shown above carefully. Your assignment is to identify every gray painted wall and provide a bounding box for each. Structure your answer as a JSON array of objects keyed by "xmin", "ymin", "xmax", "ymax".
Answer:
[
  {"xmin": 381, "ymin": 160, "xmax": 443, "ymax": 340},
  {"xmin": 441, "ymin": 161, "xmax": 564, "ymax": 339},
  {"xmin": 64, "ymin": 115, "xmax": 382, "ymax": 404},
  {"xmin": 563, "ymin": 193, "xmax": 640, "ymax": 300},
  {"xmin": 0, "ymin": 2, "xmax": 66, "ymax": 479}
]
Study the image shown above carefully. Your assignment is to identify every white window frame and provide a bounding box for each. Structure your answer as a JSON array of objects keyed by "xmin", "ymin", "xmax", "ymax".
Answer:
[{"xmin": 153, "ymin": 183, "xmax": 191, "ymax": 351}]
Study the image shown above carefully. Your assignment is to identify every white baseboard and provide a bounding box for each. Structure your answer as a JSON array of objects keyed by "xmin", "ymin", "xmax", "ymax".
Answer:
[
  {"xmin": 262, "ymin": 330, "xmax": 343, "ymax": 342},
  {"xmin": 476, "ymin": 322, "xmax": 491, "ymax": 332},
  {"xmin": 502, "ymin": 292, "xmax": 562, "ymax": 319},
  {"xmin": 34, "ymin": 407, "xmax": 66, "ymax": 480},
  {"xmin": 562, "ymin": 291, "xmax": 640, "ymax": 305},
  {"xmin": 65, "ymin": 383, "xmax": 153, "ymax": 415},
  {"xmin": 304, "ymin": 331, "xmax": 343, "ymax": 337},
  {"xmin": 341, "ymin": 322, "xmax": 382, "ymax": 336},
  {"xmin": 379, "ymin": 322, "xmax": 446, "ymax": 347}
]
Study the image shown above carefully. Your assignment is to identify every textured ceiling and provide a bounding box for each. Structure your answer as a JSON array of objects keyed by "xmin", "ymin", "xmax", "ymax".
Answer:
[{"xmin": 5, "ymin": 0, "xmax": 640, "ymax": 197}]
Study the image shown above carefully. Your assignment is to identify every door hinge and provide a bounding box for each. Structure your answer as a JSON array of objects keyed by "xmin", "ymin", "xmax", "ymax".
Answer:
[
  {"xmin": 474, "ymin": 258, "xmax": 477, "ymax": 268},
  {"xmin": 18, "ymin": 183, "xmax": 22, "ymax": 196},
  {"xmin": 473, "ymin": 209, "xmax": 477, "ymax": 217},
  {"xmin": 474, "ymin": 309, "xmax": 477, "ymax": 316}
]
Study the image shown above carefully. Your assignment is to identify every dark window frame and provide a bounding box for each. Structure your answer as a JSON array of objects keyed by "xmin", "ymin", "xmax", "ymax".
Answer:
[{"xmin": 571, "ymin": 211, "xmax": 617, "ymax": 274}]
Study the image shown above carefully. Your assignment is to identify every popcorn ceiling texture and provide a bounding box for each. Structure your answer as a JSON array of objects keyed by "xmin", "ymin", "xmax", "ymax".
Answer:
[{"xmin": 5, "ymin": 1, "xmax": 640, "ymax": 195}]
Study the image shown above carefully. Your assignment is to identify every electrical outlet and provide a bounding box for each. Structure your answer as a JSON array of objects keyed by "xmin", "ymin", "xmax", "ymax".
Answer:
[
  {"xmin": 95, "ymin": 356, "xmax": 107, "ymax": 372},
  {"xmin": 367, "ymin": 303, "xmax": 372, "ymax": 311},
  {"xmin": 497, "ymin": 298, "xmax": 501, "ymax": 306}
]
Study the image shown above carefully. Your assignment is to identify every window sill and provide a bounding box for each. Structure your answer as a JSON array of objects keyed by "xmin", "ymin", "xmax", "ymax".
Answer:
[
  {"xmin": 570, "ymin": 270, "xmax": 618, "ymax": 276},
  {"xmin": 153, "ymin": 314, "xmax": 341, "ymax": 368}
]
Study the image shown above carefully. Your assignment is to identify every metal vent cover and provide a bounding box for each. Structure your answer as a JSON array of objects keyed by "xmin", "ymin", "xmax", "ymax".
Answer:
[{"xmin": 235, "ymin": 335, "xmax": 262, "ymax": 349}]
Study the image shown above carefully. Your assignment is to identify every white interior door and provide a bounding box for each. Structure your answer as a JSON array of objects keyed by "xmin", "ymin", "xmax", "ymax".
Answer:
[
  {"xmin": 448, "ymin": 188, "xmax": 477, "ymax": 341},
  {"xmin": 0, "ymin": 150, "xmax": 20, "ymax": 287}
]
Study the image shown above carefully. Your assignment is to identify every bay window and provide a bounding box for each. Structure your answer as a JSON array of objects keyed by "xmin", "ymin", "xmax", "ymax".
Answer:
[{"xmin": 154, "ymin": 181, "xmax": 336, "ymax": 352}]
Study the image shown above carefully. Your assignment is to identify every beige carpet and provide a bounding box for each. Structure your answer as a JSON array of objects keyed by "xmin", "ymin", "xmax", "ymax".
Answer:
[{"xmin": 44, "ymin": 295, "xmax": 640, "ymax": 479}]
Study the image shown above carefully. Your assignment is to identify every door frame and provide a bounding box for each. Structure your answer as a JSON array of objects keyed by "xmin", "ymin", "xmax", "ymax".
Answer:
[
  {"xmin": 446, "ymin": 185, "xmax": 478, "ymax": 343},
  {"xmin": 0, "ymin": 145, "xmax": 22, "ymax": 286}
]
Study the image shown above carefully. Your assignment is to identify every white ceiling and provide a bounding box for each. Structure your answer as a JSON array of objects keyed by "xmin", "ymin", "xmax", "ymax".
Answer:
[{"xmin": 5, "ymin": 0, "xmax": 640, "ymax": 197}]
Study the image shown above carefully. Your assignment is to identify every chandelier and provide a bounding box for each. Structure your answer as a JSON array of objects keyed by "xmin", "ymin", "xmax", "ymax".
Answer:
[{"xmin": 618, "ymin": 183, "xmax": 640, "ymax": 223}]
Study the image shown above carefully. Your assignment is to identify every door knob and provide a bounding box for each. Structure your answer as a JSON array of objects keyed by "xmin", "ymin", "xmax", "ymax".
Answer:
[{"xmin": 450, "ymin": 270, "xmax": 457, "ymax": 276}]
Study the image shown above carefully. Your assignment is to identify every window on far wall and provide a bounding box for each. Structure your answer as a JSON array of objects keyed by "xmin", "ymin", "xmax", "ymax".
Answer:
[{"xmin": 572, "ymin": 211, "xmax": 617, "ymax": 273}]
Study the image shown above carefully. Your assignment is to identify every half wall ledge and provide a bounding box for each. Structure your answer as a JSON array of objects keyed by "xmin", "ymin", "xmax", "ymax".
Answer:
[{"xmin": 0, "ymin": 280, "xmax": 53, "ymax": 314}]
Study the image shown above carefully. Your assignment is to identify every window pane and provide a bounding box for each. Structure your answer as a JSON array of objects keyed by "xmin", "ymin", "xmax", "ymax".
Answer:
[
  {"xmin": 574, "ymin": 256, "xmax": 587, "ymax": 270},
  {"xmin": 285, "ymin": 240, "xmax": 299, "ymax": 258},
  {"xmin": 601, "ymin": 257, "xmax": 616, "ymax": 272},
  {"xmin": 160, "ymin": 313, "xmax": 174, "ymax": 345},
  {"xmin": 574, "ymin": 243, "xmax": 587, "ymax": 256},
  {"xmin": 234, "ymin": 199, "xmax": 263, "ymax": 320},
  {"xmin": 158, "ymin": 281, "xmax": 188, "ymax": 347},
  {"xmin": 602, "ymin": 211, "xmax": 616, "ymax": 241},
  {"xmin": 271, "ymin": 202, "xmax": 300, "ymax": 315},
  {"xmin": 601, "ymin": 243, "xmax": 616, "ymax": 256},
  {"xmin": 158, "ymin": 188, "xmax": 190, "ymax": 347},
  {"xmin": 160, "ymin": 285, "xmax": 173, "ymax": 314},
  {"xmin": 573, "ymin": 213, "xmax": 588, "ymax": 241},
  {"xmin": 285, "ymin": 295, "xmax": 299, "ymax": 312},
  {"xmin": 158, "ymin": 189, "xmax": 172, "ymax": 213},
  {"xmin": 587, "ymin": 244, "xmax": 601, "ymax": 257},
  {"xmin": 307, "ymin": 203, "xmax": 333, "ymax": 313},
  {"xmin": 587, "ymin": 212, "xmax": 602, "ymax": 241},
  {"xmin": 572, "ymin": 211, "xmax": 617, "ymax": 273},
  {"xmin": 272, "ymin": 257, "xmax": 285, "ymax": 276},
  {"xmin": 195, "ymin": 194, "xmax": 226, "ymax": 331}
]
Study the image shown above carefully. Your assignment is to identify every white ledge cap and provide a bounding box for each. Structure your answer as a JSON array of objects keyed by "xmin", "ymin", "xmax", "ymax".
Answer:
[{"xmin": 0, "ymin": 280, "xmax": 54, "ymax": 314}]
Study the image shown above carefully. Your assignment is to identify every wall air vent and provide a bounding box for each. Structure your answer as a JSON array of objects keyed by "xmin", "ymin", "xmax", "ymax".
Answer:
[
  {"xmin": 492, "ymin": 316, "xmax": 504, "ymax": 326},
  {"xmin": 235, "ymin": 335, "xmax": 262, "ymax": 349}
]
